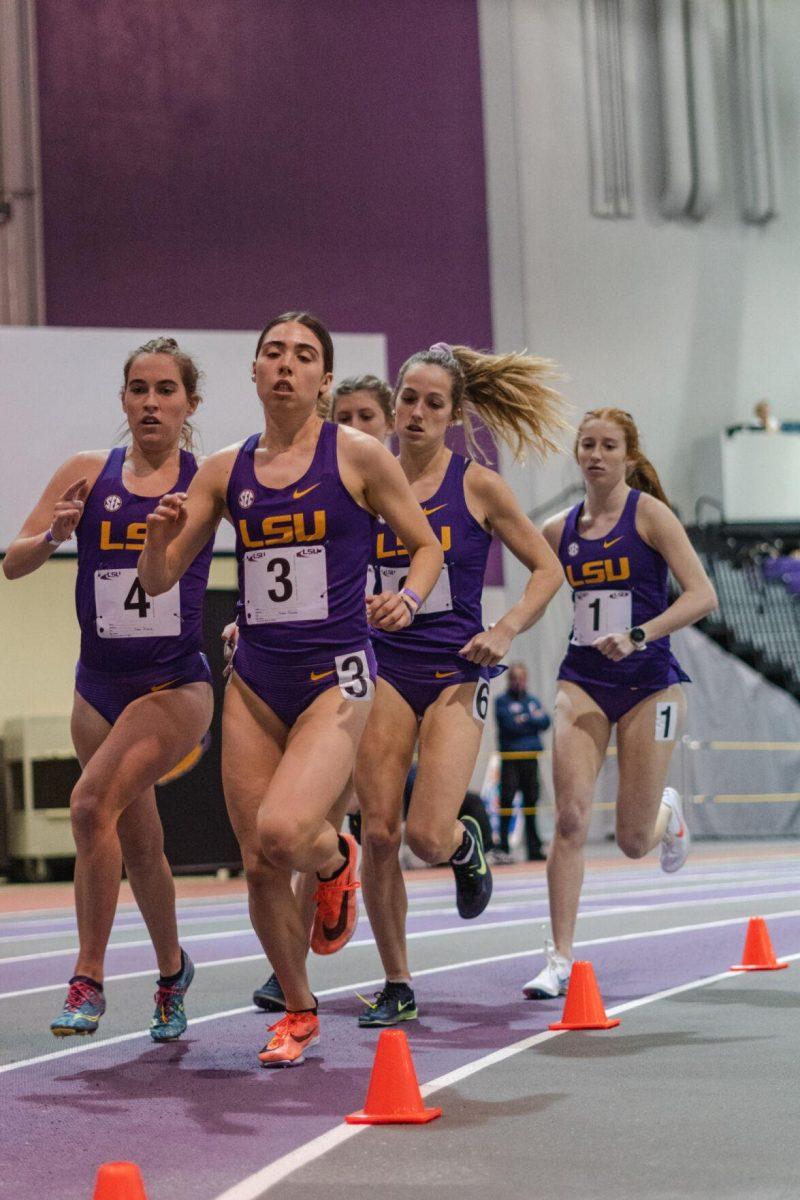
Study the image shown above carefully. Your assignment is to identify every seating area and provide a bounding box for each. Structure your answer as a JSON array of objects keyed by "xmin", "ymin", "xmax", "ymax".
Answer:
[{"xmin": 690, "ymin": 529, "xmax": 800, "ymax": 700}]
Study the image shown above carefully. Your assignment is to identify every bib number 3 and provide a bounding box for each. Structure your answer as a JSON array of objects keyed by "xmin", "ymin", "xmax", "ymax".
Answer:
[{"xmin": 335, "ymin": 650, "xmax": 374, "ymax": 703}]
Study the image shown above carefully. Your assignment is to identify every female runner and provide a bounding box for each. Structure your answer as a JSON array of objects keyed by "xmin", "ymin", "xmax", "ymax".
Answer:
[
  {"xmin": 138, "ymin": 314, "xmax": 442, "ymax": 1066},
  {"xmin": 355, "ymin": 341, "xmax": 566, "ymax": 1027},
  {"xmin": 4, "ymin": 338, "xmax": 214, "ymax": 1040},
  {"xmin": 523, "ymin": 407, "xmax": 717, "ymax": 998},
  {"xmin": 251, "ymin": 372, "xmax": 394, "ymax": 1013}
]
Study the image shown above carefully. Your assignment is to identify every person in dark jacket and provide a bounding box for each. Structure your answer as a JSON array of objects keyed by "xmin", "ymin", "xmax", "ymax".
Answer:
[{"xmin": 494, "ymin": 662, "xmax": 551, "ymax": 861}]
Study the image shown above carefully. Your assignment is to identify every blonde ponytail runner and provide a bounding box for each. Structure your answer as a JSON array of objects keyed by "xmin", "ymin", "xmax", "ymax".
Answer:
[{"xmin": 578, "ymin": 407, "xmax": 670, "ymax": 506}]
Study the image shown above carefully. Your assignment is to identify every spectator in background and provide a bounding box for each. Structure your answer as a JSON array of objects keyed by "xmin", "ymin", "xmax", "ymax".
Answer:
[{"xmin": 493, "ymin": 662, "xmax": 550, "ymax": 863}]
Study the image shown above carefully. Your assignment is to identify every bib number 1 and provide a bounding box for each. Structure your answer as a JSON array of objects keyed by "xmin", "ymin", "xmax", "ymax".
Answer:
[{"xmin": 571, "ymin": 589, "xmax": 632, "ymax": 645}]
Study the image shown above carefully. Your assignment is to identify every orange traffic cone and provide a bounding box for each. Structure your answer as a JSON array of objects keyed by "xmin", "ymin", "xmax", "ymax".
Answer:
[
  {"xmin": 346, "ymin": 1029, "xmax": 442, "ymax": 1125},
  {"xmin": 93, "ymin": 1162, "xmax": 148, "ymax": 1199},
  {"xmin": 548, "ymin": 961, "xmax": 620, "ymax": 1031},
  {"xmin": 731, "ymin": 917, "xmax": 789, "ymax": 972}
]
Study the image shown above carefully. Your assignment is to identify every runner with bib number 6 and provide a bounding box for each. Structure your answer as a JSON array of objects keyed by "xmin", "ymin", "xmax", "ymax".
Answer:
[
  {"xmin": 138, "ymin": 313, "xmax": 442, "ymax": 1067},
  {"xmin": 522, "ymin": 408, "xmax": 717, "ymax": 1001}
]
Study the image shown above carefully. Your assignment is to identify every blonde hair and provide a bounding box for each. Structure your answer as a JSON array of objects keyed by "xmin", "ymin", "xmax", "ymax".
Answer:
[
  {"xmin": 122, "ymin": 336, "xmax": 203, "ymax": 453},
  {"xmin": 332, "ymin": 374, "xmax": 393, "ymax": 423},
  {"xmin": 577, "ymin": 407, "xmax": 669, "ymax": 505},
  {"xmin": 395, "ymin": 343, "xmax": 567, "ymax": 461}
]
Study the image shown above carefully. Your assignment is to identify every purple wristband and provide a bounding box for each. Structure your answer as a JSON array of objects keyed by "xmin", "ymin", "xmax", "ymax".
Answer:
[
  {"xmin": 401, "ymin": 587, "xmax": 422, "ymax": 609},
  {"xmin": 44, "ymin": 529, "xmax": 63, "ymax": 546}
]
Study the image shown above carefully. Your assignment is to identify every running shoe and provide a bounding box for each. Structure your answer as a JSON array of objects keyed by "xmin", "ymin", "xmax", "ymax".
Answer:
[
  {"xmin": 451, "ymin": 815, "xmax": 493, "ymax": 919},
  {"xmin": 50, "ymin": 978, "xmax": 106, "ymax": 1037},
  {"xmin": 660, "ymin": 786, "xmax": 691, "ymax": 874},
  {"xmin": 258, "ymin": 1011, "xmax": 320, "ymax": 1068},
  {"xmin": 522, "ymin": 939, "xmax": 572, "ymax": 999},
  {"xmin": 358, "ymin": 981, "xmax": 418, "ymax": 1028},
  {"xmin": 253, "ymin": 971, "xmax": 286, "ymax": 1013},
  {"xmin": 150, "ymin": 950, "xmax": 195, "ymax": 1042},
  {"xmin": 310, "ymin": 833, "xmax": 360, "ymax": 955}
]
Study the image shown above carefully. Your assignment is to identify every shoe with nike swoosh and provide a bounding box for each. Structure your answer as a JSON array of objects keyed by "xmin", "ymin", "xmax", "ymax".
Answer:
[
  {"xmin": 522, "ymin": 938, "xmax": 572, "ymax": 999},
  {"xmin": 150, "ymin": 950, "xmax": 195, "ymax": 1041},
  {"xmin": 258, "ymin": 1010, "xmax": 320, "ymax": 1067},
  {"xmin": 451, "ymin": 815, "xmax": 493, "ymax": 919},
  {"xmin": 253, "ymin": 970, "xmax": 286, "ymax": 1013},
  {"xmin": 50, "ymin": 978, "xmax": 106, "ymax": 1037},
  {"xmin": 660, "ymin": 787, "xmax": 691, "ymax": 873},
  {"xmin": 310, "ymin": 833, "xmax": 360, "ymax": 955},
  {"xmin": 357, "ymin": 981, "xmax": 418, "ymax": 1027}
]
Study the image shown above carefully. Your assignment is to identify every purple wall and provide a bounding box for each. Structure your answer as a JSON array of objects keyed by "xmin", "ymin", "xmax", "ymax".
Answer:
[{"xmin": 35, "ymin": 0, "xmax": 492, "ymax": 378}]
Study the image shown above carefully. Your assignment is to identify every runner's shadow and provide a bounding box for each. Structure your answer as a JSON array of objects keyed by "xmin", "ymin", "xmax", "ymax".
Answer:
[
  {"xmin": 534, "ymin": 1031, "xmax": 766, "ymax": 1059},
  {"xmin": 322, "ymin": 996, "xmax": 539, "ymax": 1050},
  {"xmin": 422, "ymin": 1089, "xmax": 568, "ymax": 1130},
  {"xmin": 19, "ymin": 1041, "xmax": 372, "ymax": 1134}
]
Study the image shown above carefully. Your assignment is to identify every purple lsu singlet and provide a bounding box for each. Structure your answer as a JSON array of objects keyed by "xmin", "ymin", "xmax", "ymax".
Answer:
[
  {"xmin": 557, "ymin": 488, "xmax": 688, "ymax": 689},
  {"xmin": 371, "ymin": 452, "xmax": 493, "ymax": 662},
  {"xmin": 227, "ymin": 421, "xmax": 372, "ymax": 662},
  {"xmin": 75, "ymin": 447, "xmax": 213, "ymax": 672}
]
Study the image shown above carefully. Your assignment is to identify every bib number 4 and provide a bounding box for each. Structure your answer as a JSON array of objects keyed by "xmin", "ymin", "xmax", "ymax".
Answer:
[{"xmin": 94, "ymin": 568, "xmax": 180, "ymax": 639}]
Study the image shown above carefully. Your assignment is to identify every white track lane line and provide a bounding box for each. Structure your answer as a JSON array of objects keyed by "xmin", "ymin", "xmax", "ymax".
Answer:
[
  {"xmin": 3, "ymin": 911, "xmax": 799, "ymax": 1073},
  {"xmin": 5, "ymin": 882, "xmax": 800, "ymax": 969},
  {"xmin": 212, "ymin": 953, "xmax": 800, "ymax": 1199}
]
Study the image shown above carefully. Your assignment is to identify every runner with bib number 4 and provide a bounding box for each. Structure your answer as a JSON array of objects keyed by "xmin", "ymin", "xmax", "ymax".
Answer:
[{"xmin": 138, "ymin": 313, "xmax": 442, "ymax": 1067}]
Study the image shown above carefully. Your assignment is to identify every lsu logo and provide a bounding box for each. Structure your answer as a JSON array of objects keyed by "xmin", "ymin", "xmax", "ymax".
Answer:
[
  {"xmin": 376, "ymin": 526, "xmax": 452, "ymax": 560},
  {"xmin": 565, "ymin": 557, "xmax": 631, "ymax": 588},
  {"xmin": 99, "ymin": 520, "xmax": 147, "ymax": 550},
  {"xmin": 104, "ymin": 494, "xmax": 122, "ymax": 512},
  {"xmin": 238, "ymin": 510, "xmax": 326, "ymax": 549}
]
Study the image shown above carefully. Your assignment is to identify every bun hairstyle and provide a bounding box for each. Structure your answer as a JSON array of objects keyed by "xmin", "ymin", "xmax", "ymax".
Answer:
[
  {"xmin": 395, "ymin": 343, "xmax": 568, "ymax": 461},
  {"xmin": 577, "ymin": 407, "xmax": 669, "ymax": 505},
  {"xmin": 331, "ymin": 374, "xmax": 393, "ymax": 424},
  {"xmin": 122, "ymin": 337, "xmax": 203, "ymax": 452}
]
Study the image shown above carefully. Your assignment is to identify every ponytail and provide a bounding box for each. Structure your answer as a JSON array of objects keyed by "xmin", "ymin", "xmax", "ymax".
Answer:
[
  {"xmin": 395, "ymin": 343, "xmax": 568, "ymax": 462},
  {"xmin": 577, "ymin": 407, "xmax": 670, "ymax": 505}
]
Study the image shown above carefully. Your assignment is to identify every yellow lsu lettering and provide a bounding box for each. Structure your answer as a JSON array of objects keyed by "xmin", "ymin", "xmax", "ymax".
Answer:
[
  {"xmin": 99, "ymin": 520, "xmax": 147, "ymax": 551},
  {"xmin": 376, "ymin": 525, "xmax": 452, "ymax": 560},
  {"xmin": 238, "ymin": 510, "xmax": 326, "ymax": 549},
  {"xmin": 565, "ymin": 557, "xmax": 631, "ymax": 588}
]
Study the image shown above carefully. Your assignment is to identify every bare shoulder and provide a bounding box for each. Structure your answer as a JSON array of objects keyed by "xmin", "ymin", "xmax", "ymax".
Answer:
[
  {"xmin": 464, "ymin": 459, "xmax": 503, "ymax": 499},
  {"xmin": 49, "ymin": 450, "xmax": 108, "ymax": 492},
  {"xmin": 542, "ymin": 507, "xmax": 570, "ymax": 552},
  {"xmin": 635, "ymin": 491, "xmax": 681, "ymax": 542},
  {"xmin": 336, "ymin": 423, "xmax": 396, "ymax": 471}
]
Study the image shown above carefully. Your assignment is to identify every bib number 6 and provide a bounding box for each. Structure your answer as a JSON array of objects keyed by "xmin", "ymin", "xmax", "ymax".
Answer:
[
  {"xmin": 473, "ymin": 679, "xmax": 490, "ymax": 724},
  {"xmin": 335, "ymin": 650, "xmax": 373, "ymax": 702}
]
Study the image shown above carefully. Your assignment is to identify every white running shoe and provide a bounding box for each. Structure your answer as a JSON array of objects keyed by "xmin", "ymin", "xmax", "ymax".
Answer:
[
  {"xmin": 660, "ymin": 787, "xmax": 691, "ymax": 874},
  {"xmin": 522, "ymin": 939, "xmax": 572, "ymax": 999}
]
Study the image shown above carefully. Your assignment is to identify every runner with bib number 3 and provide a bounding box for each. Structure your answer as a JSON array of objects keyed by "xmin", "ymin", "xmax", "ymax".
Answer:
[
  {"xmin": 138, "ymin": 313, "xmax": 442, "ymax": 1067},
  {"xmin": 522, "ymin": 408, "xmax": 717, "ymax": 1001},
  {"xmin": 355, "ymin": 341, "xmax": 566, "ymax": 1028}
]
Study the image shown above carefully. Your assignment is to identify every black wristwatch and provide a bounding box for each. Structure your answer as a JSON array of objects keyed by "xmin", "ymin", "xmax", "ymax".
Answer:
[{"xmin": 629, "ymin": 626, "xmax": 647, "ymax": 650}]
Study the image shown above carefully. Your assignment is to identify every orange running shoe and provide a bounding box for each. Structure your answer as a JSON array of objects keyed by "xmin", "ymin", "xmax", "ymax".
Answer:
[
  {"xmin": 310, "ymin": 833, "xmax": 360, "ymax": 955},
  {"xmin": 258, "ymin": 1011, "xmax": 320, "ymax": 1068}
]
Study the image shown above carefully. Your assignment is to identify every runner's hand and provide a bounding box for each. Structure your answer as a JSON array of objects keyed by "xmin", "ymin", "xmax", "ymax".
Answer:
[
  {"xmin": 593, "ymin": 632, "xmax": 635, "ymax": 661},
  {"xmin": 49, "ymin": 478, "xmax": 89, "ymax": 542},
  {"xmin": 367, "ymin": 590, "xmax": 414, "ymax": 632}
]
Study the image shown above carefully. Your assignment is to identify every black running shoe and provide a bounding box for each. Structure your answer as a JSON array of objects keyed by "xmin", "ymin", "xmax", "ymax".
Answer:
[
  {"xmin": 253, "ymin": 971, "xmax": 285, "ymax": 1013},
  {"xmin": 451, "ymin": 815, "xmax": 493, "ymax": 919},
  {"xmin": 358, "ymin": 981, "xmax": 418, "ymax": 1027}
]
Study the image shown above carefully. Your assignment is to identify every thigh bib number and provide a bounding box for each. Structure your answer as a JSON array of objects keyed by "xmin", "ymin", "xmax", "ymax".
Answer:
[
  {"xmin": 378, "ymin": 564, "xmax": 453, "ymax": 615},
  {"xmin": 335, "ymin": 650, "xmax": 374, "ymax": 702},
  {"xmin": 244, "ymin": 546, "xmax": 328, "ymax": 624},
  {"xmin": 94, "ymin": 569, "xmax": 181, "ymax": 639},
  {"xmin": 571, "ymin": 589, "xmax": 632, "ymax": 645}
]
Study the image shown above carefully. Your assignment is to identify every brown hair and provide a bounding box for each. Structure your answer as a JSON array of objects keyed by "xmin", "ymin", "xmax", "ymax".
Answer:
[
  {"xmin": 254, "ymin": 311, "xmax": 334, "ymax": 374},
  {"xmin": 395, "ymin": 343, "xmax": 567, "ymax": 461},
  {"xmin": 122, "ymin": 337, "xmax": 203, "ymax": 453},
  {"xmin": 331, "ymin": 374, "xmax": 393, "ymax": 423},
  {"xmin": 577, "ymin": 407, "xmax": 669, "ymax": 504}
]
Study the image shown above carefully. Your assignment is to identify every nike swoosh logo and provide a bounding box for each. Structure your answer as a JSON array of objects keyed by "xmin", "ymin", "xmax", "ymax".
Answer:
[
  {"xmin": 322, "ymin": 897, "xmax": 350, "ymax": 942},
  {"xmin": 462, "ymin": 816, "xmax": 488, "ymax": 875},
  {"xmin": 397, "ymin": 999, "xmax": 415, "ymax": 1013},
  {"xmin": 422, "ymin": 504, "xmax": 447, "ymax": 516},
  {"xmin": 293, "ymin": 483, "xmax": 321, "ymax": 499},
  {"xmin": 603, "ymin": 536, "xmax": 623, "ymax": 549},
  {"xmin": 290, "ymin": 1029, "xmax": 317, "ymax": 1044},
  {"xmin": 309, "ymin": 669, "xmax": 335, "ymax": 682},
  {"xmin": 150, "ymin": 679, "xmax": 178, "ymax": 692},
  {"xmin": 435, "ymin": 671, "xmax": 458, "ymax": 679}
]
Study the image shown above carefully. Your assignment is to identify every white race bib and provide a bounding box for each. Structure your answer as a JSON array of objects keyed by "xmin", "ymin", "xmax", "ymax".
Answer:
[
  {"xmin": 95, "ymin": 569, "xmax": 181, "ymax": 639},
  {"xmin": 379, "ymin": 563, "xmax": 453, "ymax": 615},
  {"xmin": 571, "ymin": 589, "xmax": 632, "ymax": 645},
  {"xmin": 244, "ymin": 545, "xmax": 328, "ymax": 624}
]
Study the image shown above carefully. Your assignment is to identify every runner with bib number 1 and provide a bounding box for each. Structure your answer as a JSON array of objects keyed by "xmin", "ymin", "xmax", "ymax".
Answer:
[
  {"xmin": 354, "ymin": 341, "xmax": 566, "ymax": 1028},
  {"xmin": 138, "ymin": 312, "xmax": 442, "ymax": 1068}
]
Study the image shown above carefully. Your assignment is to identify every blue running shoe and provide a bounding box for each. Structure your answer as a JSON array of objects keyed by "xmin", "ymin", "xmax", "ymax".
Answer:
[
  {"xmin": 150, "ymin": 950, "xmax": 194, "ymax": 1042},
  {"xmin": 451, "ymin": 815, "xmax": 493, "ymax": 919},
  {"xmin": 50, "ymin": 978, "xmax": 106, "ymax": 1037},
  {"xmin": 253, "ymin": 971, "xmax": 286, "ymax": 1013},
  {"xmin": 358, "ymin": 981, "xmax": 418, "ymax": 1028}
]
